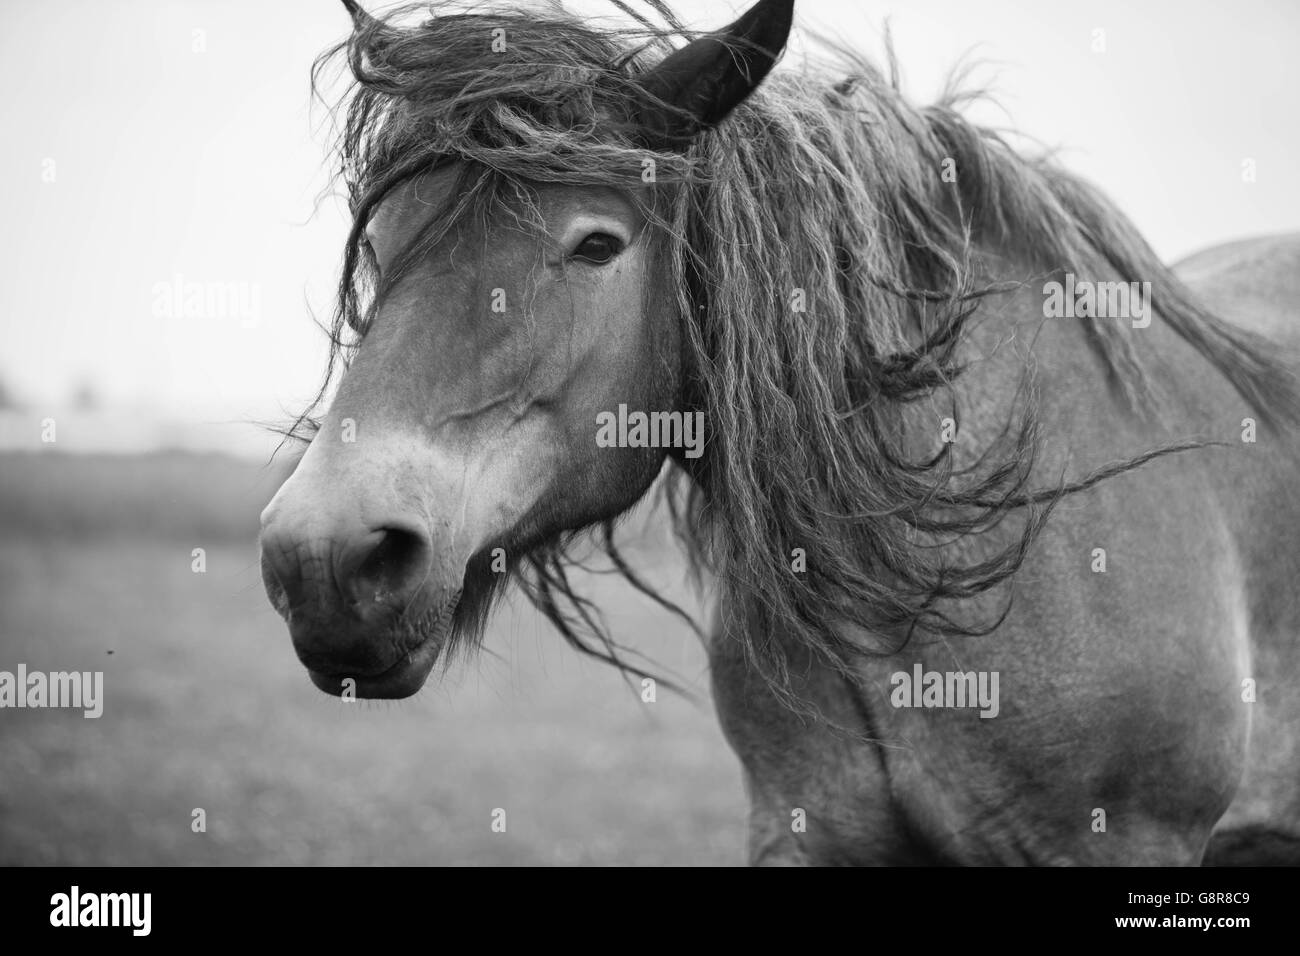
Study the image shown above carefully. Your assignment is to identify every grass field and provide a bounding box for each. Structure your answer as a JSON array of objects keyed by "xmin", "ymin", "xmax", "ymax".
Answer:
[{"xmin": 0, "ymin": 451, "xmax": 745, "ymax": 865}]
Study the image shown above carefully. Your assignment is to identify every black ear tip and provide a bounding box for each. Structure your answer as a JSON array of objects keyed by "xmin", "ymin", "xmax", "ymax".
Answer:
[
  {"xmin": 746, "ymin": 0, "xmax": 797, "ymax": 42},
  {"xmin": 343, "ymin": 0, "xmax": 386, "ymax": 39},
  {"xmin": 342, "ymin": 0, "xmax": 372, "ymax": 28},
  {"xmin": 769, "ymin": 0, "xmax": 797, "ymax": 28},
  {"xmin": 634, "ymin": 0, "xmax": 797, "ymax": 149}
]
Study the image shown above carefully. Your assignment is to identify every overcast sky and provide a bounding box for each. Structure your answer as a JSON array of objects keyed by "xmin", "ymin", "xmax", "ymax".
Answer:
[{"xmin": 2, "ymin": 0, "xmax": 1296, "ymax": 435}]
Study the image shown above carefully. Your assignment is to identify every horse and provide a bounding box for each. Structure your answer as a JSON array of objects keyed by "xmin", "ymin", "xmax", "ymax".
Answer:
[{"xmin": 258, "ymin": 0, "xmax": 1300, "ymax": 865}]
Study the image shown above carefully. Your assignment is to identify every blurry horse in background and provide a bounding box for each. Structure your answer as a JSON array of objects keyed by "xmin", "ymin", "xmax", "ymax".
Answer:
[{"xmin": 259, "ymin": 0, "xmax": 1300, "ymax": 864}]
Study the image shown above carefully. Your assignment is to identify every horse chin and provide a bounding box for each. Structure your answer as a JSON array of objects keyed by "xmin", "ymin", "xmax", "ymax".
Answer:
[
  {"xmin": 306, "ymin": 590, "xmax": 462, "ymax": 700},
  {"xmin": 307, "ymin": 635, "xmax": 441, "ymax": 699}
]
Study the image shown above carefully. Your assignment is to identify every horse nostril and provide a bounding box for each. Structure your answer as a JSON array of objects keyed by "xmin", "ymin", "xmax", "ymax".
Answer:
[
  {"xmin": 348, "ymin": 525, "xmax": 433, "ymax": 610},
  {"xmin": 259, "ymin": 530, "xmax": 303, "ymax": 612},
  {"xmin": 260, "ymin": 548, "xmax": 290, "ymax": 616}
]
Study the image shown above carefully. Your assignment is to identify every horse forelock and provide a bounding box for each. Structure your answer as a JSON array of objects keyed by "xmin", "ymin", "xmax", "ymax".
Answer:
[{"xmin": 291, "ymin": 0, "xmax": 1300, "ymax": 711}]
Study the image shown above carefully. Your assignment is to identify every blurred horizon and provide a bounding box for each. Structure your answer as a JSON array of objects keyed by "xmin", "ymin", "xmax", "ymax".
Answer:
[{"xmin": 0, "ymin": 397, "xmax": 296, "ymax": 461}]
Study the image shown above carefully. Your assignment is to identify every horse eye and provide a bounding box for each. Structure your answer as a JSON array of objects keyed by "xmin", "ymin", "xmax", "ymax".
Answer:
[{"xmin": 570, "ymin": 232, "xmax": 623, "ymax": 264}]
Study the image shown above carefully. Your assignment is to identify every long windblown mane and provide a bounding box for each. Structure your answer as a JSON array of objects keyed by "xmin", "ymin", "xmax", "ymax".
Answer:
[{"xmin": 295, "ymin": 0, "xmax": 1300, "ymax": 708}]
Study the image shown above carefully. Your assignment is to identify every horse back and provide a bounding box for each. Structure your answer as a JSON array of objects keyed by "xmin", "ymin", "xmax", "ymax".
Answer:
[{"xmin": 1175, "ymin": 233, "xmax": 1300, "ymax": 342}]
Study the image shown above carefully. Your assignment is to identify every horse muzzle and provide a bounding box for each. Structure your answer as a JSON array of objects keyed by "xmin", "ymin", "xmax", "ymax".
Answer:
[{"xmin": 259, "ymin": 471, "xmax": 466, "ymax": 700}]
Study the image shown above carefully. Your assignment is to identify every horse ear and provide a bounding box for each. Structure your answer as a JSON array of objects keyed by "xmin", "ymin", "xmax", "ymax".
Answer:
[
  {"xmin": 341, "ymin": 0, "xmax": 379, "ymax": 32},
  {"xmin": 634, "ymin": 0, "xmax": 794, "ymax": 149},
  {"xmin": 341, "ymin": 0, "xmax": 395, "ymax": 77}
]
